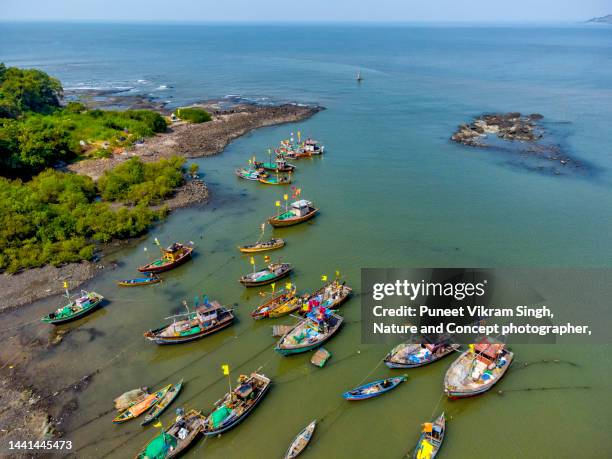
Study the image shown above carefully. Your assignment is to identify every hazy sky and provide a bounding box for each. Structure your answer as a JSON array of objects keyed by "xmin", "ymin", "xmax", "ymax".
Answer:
[{"xmin": 0, "ymin": 0, "xmax": 609, "ymax": 22}]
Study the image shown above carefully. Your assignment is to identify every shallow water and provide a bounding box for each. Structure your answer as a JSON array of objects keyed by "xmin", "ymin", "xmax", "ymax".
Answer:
[{"xmin": 1, "ymin": 22, "xmax": 612, "ymax": 458}]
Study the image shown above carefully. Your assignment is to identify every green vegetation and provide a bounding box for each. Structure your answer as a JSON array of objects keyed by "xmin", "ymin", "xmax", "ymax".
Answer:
[
  {"xmin": 0, "ymin": 63, "xmax": 167, "ymax": 177},
  {"xmin": 98, "ymin": 157, "xmax": 185, "ymax": 205},
  {"xmin": 0, "ymin": 65, "xmax": 189, "ymax": 273},
  {"xmin": 0, "ymin": 169, "xmax": 167, "ymax": 273},
  {"xmin": 176, "ymin": 107, "xmax": 212, "ymax": 123},
  {"xmin": 0, "ymin": 63, "xmax": 62, "ymax": 118}
]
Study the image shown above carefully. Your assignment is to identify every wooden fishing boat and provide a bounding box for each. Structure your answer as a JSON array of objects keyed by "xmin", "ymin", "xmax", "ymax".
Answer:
[
  {"xmin": 384, "ymin": 342, "xmax": 460, "ymax": 369},
  {"xmin": 444, "ymin": 342, "xmax": 513, "ymax": 399},
  {"xmin": 412, "ymin": 413, "xmax": 445, "ymax": 459},
  {"xmin": 239, "ymin": 262, "xmax": 292, "ymax": 287},
  {"xmin": 144, "ymin": 301, "xmax": 234, "ymax": 345},
  {"xmin": 269, "ymin": 200, "xmax": 318, "ymax": 227},
  {"xmin": 258, "ymin": 174, "xmax": 292, "ymax": 185},
  {"xmin": 203, "ymin": 372, "xmax": 271, "ymax": 436},
  {"xmin": 303, "ymin": 139, "xmax": 324, "ymax": 155},
  {"xmin": 117, "ymin": 275, "xmax": 161, "ymax": 287},
  {"xmin": 297, "ymin": 281, "xmax": 352, "ymax": 315},
  {"xmin": 113, "ymin": 384, "xmax": 172, "ymax": 423},
  {"xmin": 275, "ymin": 312, "xmax": 343, "ymax": 356},
  {"xmin": 235, "ymin": 167, "xmax": 267, "ymax": 181},
  {"xmin": 342, "ymin": 376, "xmax": 407, "ymax": 401},
  {"xmin": 268, "ymin": 295, "xmax": 302, "ymax": 317},
  {"xmin": 254, "ymin": 159, "xmax": 296, "ymax": 172},
  {"xmin": 238, "ymin": 238, "xmax": 285, "ymax": 253},
  {"xmin": 251, "ymin": 287, "xmax": 297, "ymax": 320},
  {"xmin": 136, "ymin": 409, "xmax": 206, "ymax": 459},
  {"xmin": 138, "ymin": 243, "xmax": 193, "ymax": 273},
  {"xmin": 141, "ymin": 379, "xmax": 184, "ymax": 426},
  {"xmin": 41, "ymin": 291, "xmax": 104, "ymax": 325},
  {"xmin": 284, "ymin": 420, "xmax": 317, "ymax": 459}
]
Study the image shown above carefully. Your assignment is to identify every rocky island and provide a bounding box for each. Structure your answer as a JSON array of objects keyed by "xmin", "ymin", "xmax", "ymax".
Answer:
[{"xmin": 451, "ymin": 112, "xmax": 543, "ymax": 146}]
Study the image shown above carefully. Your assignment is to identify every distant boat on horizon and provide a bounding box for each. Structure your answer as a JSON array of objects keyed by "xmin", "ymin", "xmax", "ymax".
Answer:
[{"xmin": 356, "ymin": 71, "xmax": 363, "ymax": 82}]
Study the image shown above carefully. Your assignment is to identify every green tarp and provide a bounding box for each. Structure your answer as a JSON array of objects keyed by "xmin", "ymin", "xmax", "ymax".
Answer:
[
  {"xmin": 142, "ymin": 433, "xmax": 177, "ymax": 459},
  {"xmin": 211, "ymin": 405, "xmax": 232, "ymax": 428}
]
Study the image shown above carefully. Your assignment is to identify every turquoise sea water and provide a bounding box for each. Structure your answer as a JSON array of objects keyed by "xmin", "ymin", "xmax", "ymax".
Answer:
[{"xmin": 1, "ymin": 23, "xmax": 611, "ymax": 458}]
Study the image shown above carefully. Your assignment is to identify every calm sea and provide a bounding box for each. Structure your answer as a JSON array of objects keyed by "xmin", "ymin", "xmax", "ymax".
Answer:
[{"xmin": 1, "ymin": 22, "xmax": 611, "ymax": 458}]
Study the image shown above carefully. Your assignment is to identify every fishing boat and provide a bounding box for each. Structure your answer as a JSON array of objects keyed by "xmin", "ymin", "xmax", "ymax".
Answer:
[
  {"xmin": 113, "ymin": 384, "xmax": 172, "ymax": 423},
  {"xmin": 251, "ymin": 287, "xmax": 298, "ymax": 320},
  {"xmin": 342, "ymin": 376, "xmax": 407, "ymax": 401},
  {"xmin": 297, "ymin": 281, "xmax": 352, "ymax": 315},
  {"xmin": 144, "ymin": 301, "xmax": 234, "ymax": 345},
  {"xmin": 138, "ymin": 242, "xmax": 193, "ymax": 273},
  {"xmin": 275, "ymin": 311, "xmax": 343, "ymax": 356},
  {"xmin": 258, "ymin": 173, "xmax": 292, "ymax": 185},
  {"xmin": 284, "ymin": 420, "xmax": 317, "ymax": 459},
  {"xmin": 356, "ymin": 71, "xmax": 363, "ymax": 82},
  {"xmin": 41, "ymin": 291, "xmax": 104, "ymax": 325},
  {"xmin": 384, "ymin": 341, "xmax": 460, "ymax": 369},
  {"xmin": 412, "ymin": 413, "xmax": 445, "ymax": 459},
  {"xmin": 269, "ymin": 200, "xmax": 318, "ymax": 227},
  {"xmin": 141, "ymin": 380, "xmax": 184, "ymax": 426},
  {"xmin": 239, "ymin": 262, "xmax": 293, "ymax": 287},
  {"xmin": 117, "ymin": 274, "xmax": 161, "ymax": 287},
  {"xmin": 254, "ymin": 158, "xmax": 296, "ymax": 172},
  {"xmin": 136, "ymin": 409, "xmax": 206, "ymax": 459},
  {"xmin": 203, "ymin": 372, "xmax": 271, "ymax": 436},
  {"xmin": 238, "ymin": 238, "xmax": 285, "ymax": 253},
  {"xmin": 444, "ymin": 342, "xmax": 513, "ymax": 399},
  {"xmin": 235, "ymin": 167, "xmax": 267, "ymax": 181},
  {"xmin": 302, "ymin": 139, "xmax": 324, "ymax": 155}
]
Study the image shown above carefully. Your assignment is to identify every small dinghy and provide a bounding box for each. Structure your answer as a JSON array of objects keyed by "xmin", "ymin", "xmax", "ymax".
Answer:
[
  {"xmin": 138, "ymin": 242, "xmax": 193, "ymax": 273},
  {"xmin": 117, "ymin": 275, "xmax": 161, "ymax": 287},
  {"xmin": 284, "ymin": 420, "xmax": 317, "ymax": 459},
  {"xmin": 203, "ymin": 372, "xmax": 271, "ymax": 436},
  {"xmin": 42, "ymin": 290, "xmax": 104, "ymax": 325},
  {"xmin": 141, "ymin": 379, "xmax": 184, "ymax": 426},
  {"xmin": 342, "ymin": 376, "xmax": 407, "ymax": 401},
  {"xmin": 239, "ymin": 262, "xmax": 293, "ymax": 287},
  {"xmin": 113, "ymin": 384, "xmax": 172, "ymax": 423},
  {"xmin": 269, "ymin": 200, "xmax": 318, "ymax": 227},
  {"xmin": 444, "ymin": 342, "xmax": 513, "ymax": 399},
  {"xmin": 412, "ymin": 413, "xmax": 445, "ymax": 459},
  {"xmin": 136, "ymin": 409, "xmax": 206, "ymax": 459},
  {"xmin": 238, "ymin": 238, "xmax": 285, "ymax": 253},
  {"xmin": 384, "ymin": 341, "xmax": 460, "ymax": 369}
]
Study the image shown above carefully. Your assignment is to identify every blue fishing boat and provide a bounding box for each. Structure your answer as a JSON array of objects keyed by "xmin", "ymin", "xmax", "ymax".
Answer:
[
  {"xmin": 412, "ymin": 413, "xmax": 445, "ymax": 459},
  {"xmin": 342, "ymin": 376, "xmax": 407, "ymax": 401},
  {"xmin": 117, "ymin": 275, "xmax": 161, "ymax": 287}
]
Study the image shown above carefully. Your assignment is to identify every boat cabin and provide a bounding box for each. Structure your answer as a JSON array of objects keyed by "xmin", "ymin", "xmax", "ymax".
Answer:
[
  {"xmin": 474, "ymin": 343, "xmax": 505, "ymax": 364},
  {"xmin": 163, "ymin": 243, "xmax": 186, "ymax": 261},
  {"xmin": 291, "ymin": 200, "xmax": 314, "ymax": 216},
  {"xmin": 303, "ymin": 139, "xmax": 319, "ymax": 152}
]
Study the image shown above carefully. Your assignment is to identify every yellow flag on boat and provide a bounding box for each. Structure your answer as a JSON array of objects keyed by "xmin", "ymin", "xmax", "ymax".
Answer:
[
  {"xmin": 264, "ymin": 255, "xmax": 271, "ymax": 263},
  {"xmin": 285, "ymin": 282, "xmax": 292, "ymax": 290},
  {"xmin": 469, "ymin": 344, "xmax": 475, "ymax": 353},
  {"xmin": 297, "ymin": 131, "xmax": 301, "ymax": 142},
  {"xmin": 153, "ymin": 421, "xmax": 163, "ymax": 428},
  {"xmin": 250, "ymin": 256, "xmax": 255, "ymax": 265},
  {"xmin": 283, "ymin": 194, "xmax": 288, "ymax": 200},
  {"xmin": 321, "ymin": 275, "xmax": 328, "ymax": 282},
  {"xmin": 63, "ymin": 281, "xmax": 68, "ymax": 289},
  {"xmin": 261, "ymin": 223, "xmax": 265, "ymax": 231},
  {"xmin": 275, "ymin": 201, "xmax": 281, "ymax": 207},
  {"xmin": 222, "ymin": 364, "xmax": 230, "ymax": 375},
  {"xmin": 335, "ymin": 270, "xmax": 340, "ymax": 277}
]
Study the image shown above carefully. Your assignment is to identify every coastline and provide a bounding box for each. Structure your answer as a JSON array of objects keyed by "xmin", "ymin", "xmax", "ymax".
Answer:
[{"xmin": 1, "ymin": 101, "xmax": 321, "ymax": 312}]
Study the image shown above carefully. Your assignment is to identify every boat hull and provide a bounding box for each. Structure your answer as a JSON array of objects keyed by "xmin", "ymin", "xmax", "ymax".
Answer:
[
  {"xmin": 444, "ymin": 354, "xmax": 513, "ymax": 399},
  {"xmin": 275, "ymin": 315, "xmax": 343, "ymax": 356},
  {"xmin": 117, "ymin": 277, "xmax": 161, "ymax": 287},
  {"xmin": 383, "ymin": 344, "xmax": 459, "ymax": 369},
  {"xmin": 203, "ymin": 379, "xmax": 271, "ymax": 436},
  {"xmin": 145, "ymin": 318, "xmax": 234, "ymax": 345},
  {"xmin": 268, "ymin": 209, "xmax": 318, "ymax": 228},
  {"xmin": 342, "ymin": 377, "xmax": 406, "ymax": 401},
  {"xmin": 238, "ymin": 239, "xmax": 285, "ymax": 253},
  {"xmin": 141, "ymin": 380, "xmax": 184, "ymax": 426},
  {"xmin": 138, "ymin": 249, "xmax": 192, "ymax": 273},
  {"xmin": 42, "ymin": 298, "xmax": 104, "ymax": 325},
  {"xmin": 239, "ymin": 267, "xmax": 292, "ymax": 287}
]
